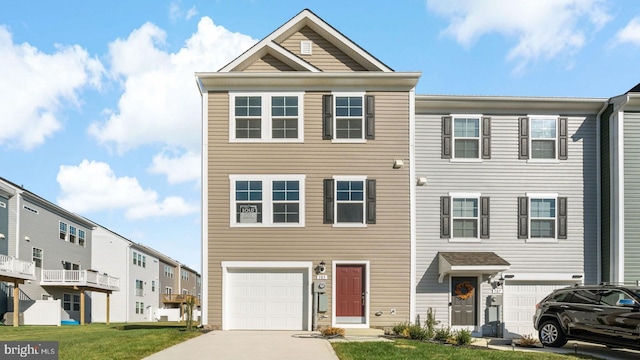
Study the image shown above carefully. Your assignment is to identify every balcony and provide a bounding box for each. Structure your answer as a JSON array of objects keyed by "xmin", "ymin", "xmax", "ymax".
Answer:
[
  {"xmin": 162, "ymin": 294, "xmax": 200, "ymax": 306},
  {"xmin": 40, "ymin": 269, "xmax": 119, "ymax": 292},
  {"xmin": 0, "ymin": 254, "xmax": 36, "ymax": 282}
]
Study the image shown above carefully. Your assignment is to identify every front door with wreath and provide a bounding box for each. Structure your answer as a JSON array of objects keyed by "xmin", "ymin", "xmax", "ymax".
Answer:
[{"xmin": 451, "ymin": 276, "xmax": 477, "ymax": 326}]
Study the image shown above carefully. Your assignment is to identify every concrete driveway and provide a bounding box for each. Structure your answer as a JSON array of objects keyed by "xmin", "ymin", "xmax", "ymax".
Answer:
[{"xmin": 143, "ymin": 331, "xmax": 338, "ymax": 360}]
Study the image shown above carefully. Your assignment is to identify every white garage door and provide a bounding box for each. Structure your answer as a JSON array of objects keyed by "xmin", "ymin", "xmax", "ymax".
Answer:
[
  {"xmin": 227, "ymin": 268, "xmax": 307, "ymax": 330},
  {"xmin": 503, "ymin": 282, "xmax": 570, "ymax": 338}
]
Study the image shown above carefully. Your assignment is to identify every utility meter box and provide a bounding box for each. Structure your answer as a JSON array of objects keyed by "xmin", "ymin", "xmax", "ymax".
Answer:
[
  {"xmin": 490, "ymin": 294, "xmax": 503, "ymax": 306},
  {"xmin": 313, "ymin": 281, "xmax": 326, "ymax": 293},
  {"xmin": 318, "ymin": 293, "xmax": 328, "ymax": 312}
]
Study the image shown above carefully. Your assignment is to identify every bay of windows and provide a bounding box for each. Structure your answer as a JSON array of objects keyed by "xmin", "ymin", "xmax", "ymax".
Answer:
[{"xmin": 231, "ymin": 93, "xmax": 303, "ymax": 141}]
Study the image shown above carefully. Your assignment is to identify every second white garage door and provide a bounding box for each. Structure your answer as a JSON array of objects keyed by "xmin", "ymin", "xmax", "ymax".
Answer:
[
  {"xmin": 503, "ymin": 282, "xmax": 570, "ymax": 338},
  {"xmin": 227, "ymin": 268, "xmax": 307, "ymax": 330}
]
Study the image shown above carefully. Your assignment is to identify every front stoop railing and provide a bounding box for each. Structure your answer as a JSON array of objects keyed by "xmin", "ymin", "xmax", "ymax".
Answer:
[
  {"xmin": 40, "ymin": 269, "xmax": 119, "ymax": 291},
  {"xmin": 0, "ymin": 254, "xmax": 36, "ymax": 279}
]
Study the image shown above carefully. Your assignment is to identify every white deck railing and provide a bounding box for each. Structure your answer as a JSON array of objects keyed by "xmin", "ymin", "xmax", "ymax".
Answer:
[
  {"xmin": 0, "ymin": 254, "xmax": 36, "ymax": 279},
  {"xmin": 40, "ymin": 269, "xmax": 119, "ymax": 291}
]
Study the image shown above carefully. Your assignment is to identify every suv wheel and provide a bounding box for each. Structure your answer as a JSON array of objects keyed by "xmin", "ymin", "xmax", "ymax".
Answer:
[{"xmin": 538, "ymin": 319, "xmax": 567, "ymax": 347}]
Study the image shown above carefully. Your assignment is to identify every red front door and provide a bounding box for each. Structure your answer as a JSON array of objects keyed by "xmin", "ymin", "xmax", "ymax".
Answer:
[{"xmin": 336, "ymin": 265, "xmax": 365, "ymax": 317}]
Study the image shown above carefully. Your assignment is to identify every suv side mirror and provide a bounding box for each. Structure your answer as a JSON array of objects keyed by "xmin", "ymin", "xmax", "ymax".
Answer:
[{"xmin": 616, "ymin": 299, "xmax": 636, "ymax": 307}]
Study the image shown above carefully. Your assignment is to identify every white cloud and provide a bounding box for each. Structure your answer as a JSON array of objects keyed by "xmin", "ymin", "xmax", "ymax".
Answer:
[
  {"xmin": 88, "ymin": 17, "xmax": 255, "ymax": 183},
  {"xmin": 0, "ymin": 26, "xmax": 103, "ymax": 150},
  {"xmin": 148, "ymin": 149, "xmax": 200, "ymax": 184},
  {"xmin": 169, "ymin": 1, "xmax": 198, "ymax": 22},
  {"xmin": 57, "ymin": 159, "xmax": 198, "ymax": 220},
  {"xmin": 614, "ymin": 17, "xmax": 640, "ymax": 46},
  {"xmin": 426, "ymin": 0, "xmax": 611, "ymax": 72}
]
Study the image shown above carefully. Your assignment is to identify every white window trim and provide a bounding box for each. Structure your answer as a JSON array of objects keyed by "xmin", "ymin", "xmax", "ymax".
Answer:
[
  {"xmin": 526, "ymin": 192, "xmax": 559, "ymax": 243},
  {"xmin": 229, "ymin": 174, "xmax": 306, "ymax": 227},
  {"xmin": 448, "ymin": 192, "xmax": 481, "ymax": 243},
  {"xmin": 229, "ymin": 92, "xmax": 304, "ymax": 143},
  {"xmin": 333, "ymin": 175, "xmax": 367, "ymax": 227},
  {"xmin": 59, "ymin": 221, "xmax": 67, "ymax": 241},
  {"xmin": 78, "ymin": 229, "xmax": 86, "ymax": 247},
  {"xmin": 528, "ymin": 115, "xmax": 559, "ymax": 161},
  {"xmin": 332, "ymin": 92, "xmax": 366, "ymax": 144},
  {"xmin": 32, "ymin": 247, "xmax": 43, "ymax": 267},
  {"xmin": 451, "ymin": 114, "xmax": 482, "ymax": 161}
]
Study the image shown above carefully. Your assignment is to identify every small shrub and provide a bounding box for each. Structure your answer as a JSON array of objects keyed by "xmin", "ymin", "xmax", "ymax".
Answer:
[
  {"xmin": 424, "ymin": 308, "xmax": 439, "ymax": 340},
  {"xmin": 434, "ymin": 326, "xmax": 451, "ymax": 341},
  {"xmin": 321, "ymin": 327, "xmax": 345, "ymax": 338},
  {"xmin": 518, "ymin": 333, "xmax": 539, "ymax": 347},
  {"xmin": 454, "ymin": 329, "xmax": 472, "ymax": 346},
  {"xmin": 392, "ymin": 322, "xmax": 410, "ymax": 336},
  {"xmin": 407, "ymin": 324, "xmax": 428, "ymax": 340}
]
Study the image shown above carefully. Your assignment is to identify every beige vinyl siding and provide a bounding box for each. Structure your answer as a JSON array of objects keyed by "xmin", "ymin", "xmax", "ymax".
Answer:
[
  {"xmin": 206, "ymin": 91, "xmax": 411, "ymax": 329},
  {"xmin": 624, "ymin": 112, "xmax": 640, "ymax": 283},
  {"xmin": 279, "ymin": 26, "xmax": 367, "ymax": 72},
  {"xmin": 414, "ymin": 111, "xmax": 598, "ymax": 326},
  {"xmin": 243, "ymin": 54, "xmax": 295, "ymax": 72}
]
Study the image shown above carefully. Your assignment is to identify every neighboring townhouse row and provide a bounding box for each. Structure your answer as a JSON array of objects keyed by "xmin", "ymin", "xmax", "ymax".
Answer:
[
  {"xmin": 197, "ymin": 8, "xmax": 640, "ymax": 338},
  {"xmin": 0, "ymin": 176, "xmax": 200, "ymax": 326},
  {"xmin": 91, "ymin": 227, "xmax": 201, "ymax": 323}
]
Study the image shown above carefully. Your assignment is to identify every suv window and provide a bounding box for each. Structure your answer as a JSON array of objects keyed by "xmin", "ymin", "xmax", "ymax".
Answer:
[
  {"xmin": 550, "ymin": 291, "xmax": 572, "ymax": 302},
  {"xmin": 599, "ymin": 290, "xmax": 634, "ymax": 306},
  {"xmin": 568, "ymin": 289, "xmax": 599, "ymax": 305}
]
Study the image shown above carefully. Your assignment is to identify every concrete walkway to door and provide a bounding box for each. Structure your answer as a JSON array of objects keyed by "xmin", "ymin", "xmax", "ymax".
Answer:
[{"xmin": 143, "ymin": 331, "xmax": 339, "ymax": 360}]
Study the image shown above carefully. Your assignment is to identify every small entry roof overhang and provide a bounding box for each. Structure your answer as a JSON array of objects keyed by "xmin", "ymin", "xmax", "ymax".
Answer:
[{"xmin": 438, "ymin": 252, "xmax": 510, "ymax": 283}]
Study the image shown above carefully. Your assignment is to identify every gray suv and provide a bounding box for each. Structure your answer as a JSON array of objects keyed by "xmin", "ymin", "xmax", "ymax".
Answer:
[{"xmin": 533, "ymin": 284, "xmax": 640, "ymax": 349}]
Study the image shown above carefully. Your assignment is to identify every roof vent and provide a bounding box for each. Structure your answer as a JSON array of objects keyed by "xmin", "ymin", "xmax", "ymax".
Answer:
[{"xmin": 300, "ymin": 41, "xmax": 312, "ymax": 55}]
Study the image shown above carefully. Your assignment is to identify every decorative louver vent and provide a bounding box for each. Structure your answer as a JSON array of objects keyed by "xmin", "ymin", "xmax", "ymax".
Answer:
[{"xmin": 300, "ymin": 40, "xmax": 312, "ymax": 55}]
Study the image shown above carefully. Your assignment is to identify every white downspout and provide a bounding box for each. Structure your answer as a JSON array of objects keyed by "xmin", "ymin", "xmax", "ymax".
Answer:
[
  {"xmin": 595, "ymin": 101, "xmax": 609, "ymax": 284},
  {"xmin": 409, "ymin": 88, "xmax": 417, "ymax": 323},
  {"xmin": 612, "ymin": 95, "xmax": 630, "ymax": 283}
]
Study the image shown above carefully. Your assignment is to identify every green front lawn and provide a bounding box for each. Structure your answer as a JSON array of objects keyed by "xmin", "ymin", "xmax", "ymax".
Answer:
[
  {"xmin": 0, "ymin": 322, "xmax": 202, "ymax": 360},
  {"xmin": 332, "ymin": 339, "xmax": 596, "ymax": 360}
]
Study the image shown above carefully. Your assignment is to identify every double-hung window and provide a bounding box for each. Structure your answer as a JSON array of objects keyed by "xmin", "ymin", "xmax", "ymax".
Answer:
[
  {"xmin": 518, "ymin": 194, "xmax": 567, "ymax": 241},
  {"xmin": 59, "ymin": 222, "xmax": 67, "ymax": 241},
  {"xmin": 323, "ymin": 176, "xmax": 376, "ymax": 226},
  {"xmin": 453, "ymin": 117, "xmax": 480, "ymax": 158},
  {"xmin": 32, "ymin": 247, "xmax": 43, "ymax": 268},
  {"xmin": 231, "ymin": 93, "xmax": 303, "ymax": 142},
  {"xmin": 441, "ymin": 115, "xmax": 491, "ymax": 160},
  {"xmin": 323, "ymin": 93, "xmax": 375, "ymax": 141},
  {"xmin": 230, "ymin": 175, "xmax": 305, "ymax": 227},
  {"xmin": 135, "ymin": 279, "xmax": 143, "ymax": 296},
  {"xmin": 440, "ymin": 194, "xmax": 490, "ymax": 241},
  {"xmin": 78, "ymin": 229, "xmax": 86, "ymax": 246},
  {"xmin": 69, "ymin": 226, "xmax": 76, "ymax": 244},
  {"xmin": 519, "ymin": 116, "xmax": 568, "ymax": 160}
]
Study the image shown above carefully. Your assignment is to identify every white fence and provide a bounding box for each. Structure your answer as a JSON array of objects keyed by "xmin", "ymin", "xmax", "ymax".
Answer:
[{"xmin": 3, "ymin": 299, "xmax": 61, "ymax": 326}]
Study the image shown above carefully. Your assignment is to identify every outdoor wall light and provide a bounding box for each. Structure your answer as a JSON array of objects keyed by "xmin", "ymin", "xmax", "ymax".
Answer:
[
  {"xmin": 318, "ymin": 261, "xmax": 326, "ymax": 274},
  {"xmin": 393, "ymin": 159, "xmax": 404, "ymax": 169},
  {"xmin": 0, "ymin": 233, "xmax": 5, "ymax": 240},
  {"xmin": 24, "ymin": 236, "xmax": 30, "ymax": 242},
  {"xmin": 416, "ymin": 177, "xmax": 427, "ymax": 186}
]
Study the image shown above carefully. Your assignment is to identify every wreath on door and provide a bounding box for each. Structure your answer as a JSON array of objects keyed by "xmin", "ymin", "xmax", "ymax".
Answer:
[{"xmin": 454, "ymin": 281, "xmax": 475, "ymax": 300}]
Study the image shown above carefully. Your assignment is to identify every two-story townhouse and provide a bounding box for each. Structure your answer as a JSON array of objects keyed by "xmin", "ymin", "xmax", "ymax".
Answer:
[
  {"xmin": 91, "ymin": 226, "xmax": 160, "ymax": 323},
  {"xmin": 600, "ymin": 84, "xmax": 640, "ymax": 286},
  {"xmin": 0, "ymin": 177, "xmax": 119, "ymax": 325},
  {"xmin": 197, "ymin": 9, "xmax": 420, "ymax": 331},
  {"xmin": 414, "ymin": 95, "xmax": 603, "ymax": 338}
]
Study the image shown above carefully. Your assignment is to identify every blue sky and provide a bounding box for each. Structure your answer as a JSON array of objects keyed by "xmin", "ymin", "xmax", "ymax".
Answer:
[{"xmin": 1, "ymin": 0, "xmax": 639, "ymax": 271}]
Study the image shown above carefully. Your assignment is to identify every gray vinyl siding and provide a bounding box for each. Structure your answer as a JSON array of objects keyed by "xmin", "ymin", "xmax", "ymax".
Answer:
[
  {"xmin": 206, "ymin": 90, "xmax": 412, "ymax": 329},
  {"xmin": 624, "ymin": 112, "xmax": 640, "ymax": 283},
  {"xmin": 279, "ymin": 27, "xmax": 367, "ymax": 72},
  {"xmin": 0, "ymin": 195, "xmax": 8, "ymax": 255},
  {"xmin": 415, "ymin": 110, "xmax": 598, "ymax": 326},
  {"xmin": 600, "ymin": 105, "xmax": 612, "ymax": 282},
  {"xmin": 17, "ymin": 197, "xmax": 93, "ymax": 300}
]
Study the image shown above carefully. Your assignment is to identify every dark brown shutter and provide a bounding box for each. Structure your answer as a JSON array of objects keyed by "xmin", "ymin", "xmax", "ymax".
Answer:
[
  {"xmin": 323, "ymin": 179, "xmax": 334, "ymax": 224},
  {"xmin": 322, "ymin": 95, "xmax": 333, "ymax": 140},
  {"xmin": 366, "ymin": 179, "xmax": 376, "ymax": 224},
  {"xmin": 440, "ymin": 196, "xmax": 451, "ymax": 238},
  {"xmin": 519, "ymin": 117, "xmax": 529, "ymax": 159},
  {"xmin": 442, "ymin": 116, "xmax": 452, "ymax": 159},
  {"xmin": 365, "ymin": 95, "xmax": 375, "ymax": 140},
  {"xmin": 558, "ymin": 117, "xmax": 568, "ymax": 160},
  {"xmin": 518, "ymin": 196, "xmax": 529, "ymax": 239},
  {"xmin": 558, "ymin": 197, "xmax": 567, "ymax": 239},
  {"xmin": 480, "ymin": 196, "xmax": 490, "ymax": 239},
  {"xmin": 482, "ymin": 116, "xmax": 491, "ymax": 159}
]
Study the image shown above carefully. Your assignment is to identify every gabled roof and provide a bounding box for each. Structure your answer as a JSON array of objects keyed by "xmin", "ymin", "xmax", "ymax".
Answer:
[{"xmin": 218, "ymin": 8, "xmax": 393, "ymax": 72}]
